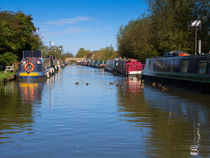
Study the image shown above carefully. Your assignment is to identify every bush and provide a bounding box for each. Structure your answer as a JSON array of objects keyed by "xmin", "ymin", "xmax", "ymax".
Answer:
[{"xmin": 0, "ymin": 52, "xmax": 17, "ymax": 66}]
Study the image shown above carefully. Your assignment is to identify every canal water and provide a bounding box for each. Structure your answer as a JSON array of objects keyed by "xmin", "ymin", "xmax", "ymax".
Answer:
[{"xmin": 0, "ymin": 65, "xmax": 210, "ymax": 158}]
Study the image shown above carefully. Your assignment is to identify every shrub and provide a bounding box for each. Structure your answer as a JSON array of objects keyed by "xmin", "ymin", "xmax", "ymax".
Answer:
[{"xmin": 0, "ymin": 52, "xmax": 17, "ymax": 66}]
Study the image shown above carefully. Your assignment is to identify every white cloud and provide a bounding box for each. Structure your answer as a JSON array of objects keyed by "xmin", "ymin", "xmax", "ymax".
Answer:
[
  {"xmin": 42, "ymin": 27, "xmax": 89, "ymax": 38},
  {"xmin": 46, "ymin": 16, "xmax": 95, "ymax": 25},
  {"xmin": 65, "ymin": 27, "xmax": 88, "ymax": 33}
]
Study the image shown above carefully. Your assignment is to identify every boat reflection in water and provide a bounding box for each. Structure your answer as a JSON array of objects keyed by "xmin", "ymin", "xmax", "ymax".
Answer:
[
  {"xmin": 120, "ymin": 77, "xmax": 143, "ymax": 99},
  {"xmin": 117, "ymin": 83, "xmax": 210, "ymax": 157},
  {"xmin": 0, "ymin": 81, "xmax": 44, "ymax": 144},
  {"xmin": 17, "ymin": 81, "xmax": 44, "ymax": 105}
]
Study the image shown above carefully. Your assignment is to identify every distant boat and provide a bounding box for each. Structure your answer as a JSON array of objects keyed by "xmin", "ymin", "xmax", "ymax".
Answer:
[{"xmin": 142, "ymin": 51, "xmax": 210, "ymax": 93}]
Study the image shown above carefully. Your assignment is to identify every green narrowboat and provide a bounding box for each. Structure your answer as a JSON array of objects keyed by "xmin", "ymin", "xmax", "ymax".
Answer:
[{"xmin": 143, "ymin": 51, "xmax": 210, "ymax": 93}]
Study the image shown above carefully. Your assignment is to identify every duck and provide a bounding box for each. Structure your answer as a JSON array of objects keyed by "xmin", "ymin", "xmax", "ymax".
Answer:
[
  {"xmin": 152, "ymin": 82, "xmax": 156, "ymax": 87},
  {"xmin": 86, "ymin": 82, "xmax": 89, "ymax": 86},
  {"xmin": 161, "ymin": 86, "xmax": 168, "ymax": 91},
  {"xmin": 158, "ymin": 83, "xmax": 162, "ymax": 88},
  {"xmin": 109, "ymin": 82, "xmax": 115, "ymax": 85},
  {"xmin": 116, "ymin": 84, "xmax": 120, "ymax": 87},
  {"xmin": 75, "ymin": 82, "xmax": 79, "ymax": 85}
]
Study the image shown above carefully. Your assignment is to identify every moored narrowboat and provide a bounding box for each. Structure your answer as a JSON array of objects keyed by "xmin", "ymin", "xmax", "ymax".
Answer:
[
  {"xmin": 17, "ymin": 50, "xmax": 55, "ymax": 80},
  {"xmin": 104, "ymin": 58, "xmax": 119, "ymax": 72},
  {"xmin": 105, "ymin": 59, "xmax": 114, "ymax": 71},
  {"xmin": 115, "ymin": 59, "xmax": 143, "ymax": 76},
  {"xmin": 142, "ymin": 51, "xmax": 210, "ymax": 93}
]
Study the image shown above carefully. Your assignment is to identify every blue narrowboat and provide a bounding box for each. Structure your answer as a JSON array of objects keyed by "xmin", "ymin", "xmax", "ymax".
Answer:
[{"xmin": 17, "ymin": 50, "xmax": 54, "ymax": 80}]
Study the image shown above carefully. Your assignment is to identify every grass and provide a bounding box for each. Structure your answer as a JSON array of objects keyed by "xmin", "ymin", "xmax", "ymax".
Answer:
[{"xmin": 0, "ymin": 71, "xmax": 14, "ymax": 82}]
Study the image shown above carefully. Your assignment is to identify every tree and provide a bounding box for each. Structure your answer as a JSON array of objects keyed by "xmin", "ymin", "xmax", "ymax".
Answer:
[
  {"xmin": 65, "ymin": 52, "xmax": 74, "ymax": 58},
  {"xmin": 117, "ymin": 17, "xmax": 158, "ymax": 62},
  {"xmin": 0, "ymin": 10, "xmax": 42, "ymax": 59},
  {"xmin": 0, "ymin": 52, "xmax": 17, "ymax": 66},
  {"xmin": 75, "ymin": 48, "xmax": 92, "ymax": 58},
  {"xmin": 117, "ymin": 0, "xmax": 209, "ymax": 62},
  {"xmin": 147, "ymin": 0, "xmax": 209, "ymax": 54},
  {"xmin": 93, "ymin": 45, "xmax": 119, "ymax": 61},
  {"xmin": 41, "ymin": 45, "xmax": 66, "ymax": 60}
]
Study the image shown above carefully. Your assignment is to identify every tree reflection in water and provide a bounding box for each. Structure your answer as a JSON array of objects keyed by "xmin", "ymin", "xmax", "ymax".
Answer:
[{"xmin": 117, "ymin": 82, "xmax": 210, "ymax": 158}]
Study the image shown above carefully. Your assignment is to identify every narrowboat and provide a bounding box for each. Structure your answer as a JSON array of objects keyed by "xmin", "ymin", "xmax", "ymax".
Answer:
[
  {"xmin": 105, "ymin": 60, "xmax": 114, "ymax": 71},
  {"xmin": 95, "ymin": 60, "xmax": 105, "ymax": 68},
  {"xmin": 143, "ymin": 51, "xmax": 210, "ymax": 93},
  {"xmin": 87, "ymin": 59, "xmax": 92, "ymax": 66},
  {"xmin": 105, "ymin": 58, "xmax": 119, "ymax": 72},
  {"xmin": 17, "ymin": 50, "xmax": 55, "ymax": 80},
  {"xmin": 99, "ymin": 60, "xmax": 106, "ymax": 68},
  {"xmin": 115, "ymin": 59, "xmax": 143, "ymax": 76},
  {"xmin": 90, "ymin": 60, "xmax": 96, "ymax": 67}
]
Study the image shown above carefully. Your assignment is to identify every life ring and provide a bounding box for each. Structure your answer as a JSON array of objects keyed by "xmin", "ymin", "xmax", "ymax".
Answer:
[{"xmin": 24, "ymin": 63, "xmax": 34, "ymax": 73}]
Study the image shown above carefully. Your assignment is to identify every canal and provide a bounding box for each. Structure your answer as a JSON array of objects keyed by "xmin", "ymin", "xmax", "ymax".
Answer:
[{"xmin": 0, "ymin": 65, "xmax": 210, "ymax": 158}]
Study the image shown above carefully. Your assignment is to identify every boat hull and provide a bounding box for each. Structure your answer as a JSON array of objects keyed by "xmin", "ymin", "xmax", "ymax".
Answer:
[
  {"xmin": 143, "ymin": 73, "xmax": 210, "ymax": 93},
  {"xmin": 16, "ymin": 72, "xmax": 47, "ymax": 80}
]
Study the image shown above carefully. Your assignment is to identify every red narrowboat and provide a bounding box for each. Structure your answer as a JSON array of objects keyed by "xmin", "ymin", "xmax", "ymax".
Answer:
[{"xmin": 115, "ymin": 59, "xmax": 143, "ymax": 76}]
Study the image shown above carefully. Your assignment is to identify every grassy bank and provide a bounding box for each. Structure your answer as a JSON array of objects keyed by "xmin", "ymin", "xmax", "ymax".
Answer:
[{"xmin": 0, "ymin": 71, "xmax": 14, "ymax": 82}]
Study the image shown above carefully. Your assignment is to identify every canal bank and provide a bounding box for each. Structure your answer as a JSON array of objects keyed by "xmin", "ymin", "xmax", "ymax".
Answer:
[
  {"xmin": 0, "ymin": 71, "xmax": 15, "ymax": 85},
  {"xmin": 0, "ymin": 65, "xmax": 210, "ymax": 158}
]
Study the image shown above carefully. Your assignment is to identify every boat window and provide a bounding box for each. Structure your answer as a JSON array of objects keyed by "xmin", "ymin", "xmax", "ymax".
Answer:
[
  {"xmin": 181, "ymin": 61, "xmax": 189, "ymax": 73},
  {"xmin": 198, "ymin": 60, "xmax": 207, "ymax": 74}
]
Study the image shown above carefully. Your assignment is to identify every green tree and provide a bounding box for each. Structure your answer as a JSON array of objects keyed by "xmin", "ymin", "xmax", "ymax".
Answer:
[
  {"xmin": 41, "ymin": 45, "xmax": 65, "ymax": 59},
  {"xmin": 117, "ymin": 0, "xmax": 209, "ymax": 62},
  {"xmin": 147, "ymin": 0, "xmax": 209, "ymax": 54},
  {"xmin": 93, "ymin": 45, "xmax": 119, "ymax": 61},
  {"xmin": 0, "ymin": 52, "xmax": 17, "ymax": 66},
  {"xmin": 75, "ymin": 48, "xmax": 92, "ymax": 58},
  {"xmin": 117, "ymin": 17, "xmax": 158, "ymax": 62},
  {"xmin": 64, "ymin": 52, "xmax": 74, "ymax": 58},
  {"xmin": 0, "ymin": 10, "xmax": 42, "ymax": 59}
]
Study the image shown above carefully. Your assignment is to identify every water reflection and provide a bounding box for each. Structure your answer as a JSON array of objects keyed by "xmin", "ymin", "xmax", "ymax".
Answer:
[
  {"xmin": 46, "ymin": 75, "xmax": 55, "ymax": 108},
  {"xmin": 0, "ymin": 66, "xmax": 210, "ymax": 157},
  {"xmin": 124, "ymin": 77, "xmax": 142, "ymax": 94},
  {"xmin": 17, "ymin": 81, "xmax": 44, "ymax": 105},
  {"xmin": 0, "ymin": 81, "xmax": 44, "ymax": 144},
  {"xmin": 117, "ymin": 82, "xmax": 210, "ymax": 158}
]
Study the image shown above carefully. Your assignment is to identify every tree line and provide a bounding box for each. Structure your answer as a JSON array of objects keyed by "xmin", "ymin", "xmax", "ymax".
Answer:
[
  {"xmin": 41, "ymin": 45, "xmax": 73, "ymax": 60},
  {"xmin": 117, "ymin": 0, "xmax": 209, "ymax": 63},
  {"xmin": 75, "ymin": 45, "xmax": 119, "ymax": 61}
]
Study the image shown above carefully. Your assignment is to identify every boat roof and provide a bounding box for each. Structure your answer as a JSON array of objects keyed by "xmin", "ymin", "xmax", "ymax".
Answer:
[
  {"xmin": 164, "ymin": 50, "xmax": 189, "ymax": 57},
  {"xmin": 148, "ymin": 53, "xmax": 210, "ymax": 60},
  {"xmin": 23, "ymin": 50, "xmax": 41, "ymax": 58}
]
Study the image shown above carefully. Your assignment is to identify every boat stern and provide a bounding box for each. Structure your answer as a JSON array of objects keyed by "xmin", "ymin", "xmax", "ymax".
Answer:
[{"xmin": 17, "ymin": 72, "xmax": 46, "ymax": 80}]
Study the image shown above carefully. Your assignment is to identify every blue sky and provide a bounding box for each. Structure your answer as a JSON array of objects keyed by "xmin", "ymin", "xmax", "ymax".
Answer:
[{"xmin": 0, "ymin": 0, "xmax": 148, "ymax": 55}]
